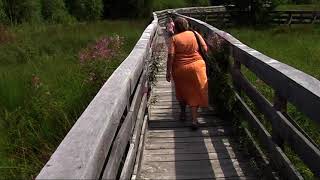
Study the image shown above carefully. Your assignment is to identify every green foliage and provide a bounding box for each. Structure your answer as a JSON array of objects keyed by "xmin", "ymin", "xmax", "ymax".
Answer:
[
  {"xmin": 0, "ymin": 20, "xmax": 145, "ymax": 179},
  {"xmin": 0, "ymin": 0, "xmax": 8, "ymax": 23},
  {"xmin": 152, "ymin": 0, "xmax": 187, "ymax": 10},
  {"xmin": 207, "ymin": 34, "xmax": 238, "ymax": 118},
  {"xmin": 41, "ymin": 0, "xmax": 74, "ymax": 23},
  {"xmin": 65, "ymin": 0, "xmax": 103, "ymax": 21},
  {"xmin": 226, "ymin": 0, "xmax": 280, "ymax": 25},
  {"xmin": 2, "ymin": 0, "xmax": 41, "ymax": 24}
]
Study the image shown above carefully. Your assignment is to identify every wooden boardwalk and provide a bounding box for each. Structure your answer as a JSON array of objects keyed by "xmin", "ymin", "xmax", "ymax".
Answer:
[{"xmin": 137, "ymin": 34, "xmax": 257, "ymax": 179}]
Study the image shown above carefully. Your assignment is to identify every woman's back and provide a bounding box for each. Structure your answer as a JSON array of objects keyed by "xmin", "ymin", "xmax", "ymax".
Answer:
[{"xmin": 170, "ymin": 31, "xmax": 207, "ymax": 66}]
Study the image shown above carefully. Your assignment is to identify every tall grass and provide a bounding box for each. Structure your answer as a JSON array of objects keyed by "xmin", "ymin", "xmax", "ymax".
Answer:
[
  {"xmin": 227, "ymin": 24, "xmax": 320, "ymax": 178},
  {"xmin": 0, "ymin": 20, "xmax": 145, "ymax": 179}
]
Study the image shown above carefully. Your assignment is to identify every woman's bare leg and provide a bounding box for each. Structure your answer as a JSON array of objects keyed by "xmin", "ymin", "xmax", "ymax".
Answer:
[{"xmin": 191, "ymin": 106, "xmax": 199, "ymax": 130}]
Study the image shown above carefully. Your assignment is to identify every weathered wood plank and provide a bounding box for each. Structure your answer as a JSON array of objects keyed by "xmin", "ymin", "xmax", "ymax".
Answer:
[
  {"xmin": 149, "ymin": 115, "xmax": 222, "ymax": 122},
  {"xmin": 143, "ymin": 151, "xmax": 242, "ymax": 162},
  {"xmin": 120, "ymin": 93, "xmax": 148, "ymax": 180},
  {"xmin": 132, "ymin": 115, "xmax": 148, "ymax": 180},
  {"xmin": 140, "ymin": 159, "xmax": 255, "ymax": 179},
  {"xmin": 148, "ymin": 120, "xmax": 229, "ymax": 129},
  {"xmin": 147, "ymin": 126, "xmax": 232, "ymax": 138},
  {"xmin": 146, "ymin": 136, "xmax": 230, "ymax": 143},
  {"xmin": 143, "ymin": 145, "xmax": 237, "ymax": 155},
  {"xmin": 102, "ymin": 112, "xmax": 133, "ymax": 179}
]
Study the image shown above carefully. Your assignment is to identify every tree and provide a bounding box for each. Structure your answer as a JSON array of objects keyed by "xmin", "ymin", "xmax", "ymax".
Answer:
[
  {"xmin": 226, "ymin": 0, "xmax": 280, "ymax": 25},
  {"xmin": 0, "ymin": 0, "xmax": 8, "ymax": 23},
  {"xmin": 65, "ymin": 0, "xmax": 103, "ymax": 21},
  {"xmin": 41, "ymin": 0, "xmax": 74, "ymax": 23},
  {"xmin": 2, "ymin": 0, "xmax": 41, "ymax": 24}
]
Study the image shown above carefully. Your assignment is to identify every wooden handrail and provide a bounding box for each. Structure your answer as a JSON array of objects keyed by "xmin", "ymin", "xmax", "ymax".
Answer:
[{"xmin": 36, "ymin": 15, "xmax": 158, "ymax": 179}]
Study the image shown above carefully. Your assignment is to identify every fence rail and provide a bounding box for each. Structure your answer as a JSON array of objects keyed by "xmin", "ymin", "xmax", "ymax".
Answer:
[{"xmin": 175, "ymin": 6, "xmax": 320, "ymax": 26}]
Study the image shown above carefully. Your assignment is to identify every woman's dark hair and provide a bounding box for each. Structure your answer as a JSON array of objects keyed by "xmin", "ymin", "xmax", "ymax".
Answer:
[{"xmin": 174, "ymin": 17, "xmax": 189, "ymax": 33}]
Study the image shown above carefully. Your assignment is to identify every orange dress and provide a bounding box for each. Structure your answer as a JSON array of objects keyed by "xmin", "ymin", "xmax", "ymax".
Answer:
[{"xmin": 168, "ymin": 31, "xmax": 208, "ymax": 107}]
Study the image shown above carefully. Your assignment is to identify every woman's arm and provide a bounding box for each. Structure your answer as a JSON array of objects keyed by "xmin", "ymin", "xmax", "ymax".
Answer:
[
  {"xmin": 166, "ymin": 53, "xmax": 174, "ymax": 82},
  {"xmin": 167, "ymin": 37, "xmax": 175, "ymax": 82},
  {"xmin": 196, "ymin": 31, "xmax": 208, "ymax": 52}
]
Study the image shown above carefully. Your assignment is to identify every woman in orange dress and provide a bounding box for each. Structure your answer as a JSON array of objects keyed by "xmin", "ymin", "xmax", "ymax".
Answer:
[{"xmin": 166, "ymin": 17, "xmax": 208, "ymax": 130}]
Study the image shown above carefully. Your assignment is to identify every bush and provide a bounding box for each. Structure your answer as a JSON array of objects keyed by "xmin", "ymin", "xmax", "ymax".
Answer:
[
  {"xmin": 41, "ymin": 0, "xmax": 75, "ymax": 23},
  {"xmin": 65, "ymin": 0, "xmax": 103, "ymax": 21},
  {"xmin": 2, "ymin": 0, "xmax": 41, "ymax": 24}
]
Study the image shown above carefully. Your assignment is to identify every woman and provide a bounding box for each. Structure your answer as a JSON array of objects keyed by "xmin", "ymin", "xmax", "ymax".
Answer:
[
  {"xmin": 166, "ymin": 17, "xmax": 175, "ymax": 36},
  {"xmin": 166, "ymin": 17, "xmax": 208, "ymax": 130}
]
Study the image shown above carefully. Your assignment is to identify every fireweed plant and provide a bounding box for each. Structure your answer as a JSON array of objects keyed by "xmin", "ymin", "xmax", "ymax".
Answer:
[{"xmin": 79, "ymin": 35, "xmax": 124, "ymax": 87}]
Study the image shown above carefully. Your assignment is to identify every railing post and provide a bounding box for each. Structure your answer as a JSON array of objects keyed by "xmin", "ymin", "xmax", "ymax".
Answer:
[{"xmin": 272, "ymin": 91, "xmax": 287, "ymax": 148}]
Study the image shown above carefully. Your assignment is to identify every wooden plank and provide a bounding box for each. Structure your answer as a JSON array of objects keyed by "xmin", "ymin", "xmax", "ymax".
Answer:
[
  {"xmin": 149, "ymin": 115, "xmax": 222, "ymax": 122},
  {"xmin": 145, "ymin": 140, "xmax": 233, "ymax": 150},
  {"xmin": 132, "ymin": 115, "xmax": 148, "ymax": 180},
  {"xmin": 139, "ymin": 159, "xmax": 255, "ymax": 179},
  {"xmin": 236, "ymin": 94, "xmax": 303, "ymax": 179},
  {"xmin": 148, "ymin": 120, "xmax": 229, "ymax": 129},
  {"xmin": 143, "ymin": 151, "xmax": 242, "ymax": 162},
  {"xmin": 102, "ymin": 112, "xmax": 134, "ymax": 179},
  {"xmin": 143, "ymin": 145, "xmax": 237, "ymax": 155},
  {"xmin": 150, "ymin": 111, "xmax": 217, "ymax": 117},
  {"xmin": 146, "ymin": 136, "xmax": 231, "ymax": 143},
  {"xmin": 36, "ymin": 21, "xmax": 158, "ymax": 179},
  {"xmin": 120, "ymin": 93, "xmax": 148, "ymax": 180},
  {"xmin": 233, "ymin": 71, "xmax": 320, "ymax": 175},
  {"xmin": 147, "ymin": 126, "xmax": 232, "ymax": 138},
  {"xmin": 130, "ymin": 69, "xmax": 147, "ymax": 120}
]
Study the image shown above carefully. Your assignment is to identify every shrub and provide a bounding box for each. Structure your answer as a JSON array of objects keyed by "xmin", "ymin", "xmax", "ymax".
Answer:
[
  {"xmin": 41, "ymin": 0, "xmax": 75, "ymax": 23},
  {"xmin": 65, "ymin": 0, "xmax": 103, "ymax": 21},
  {"xmin": 2, "ymin": 0, "xmax": 41, "ymax": 24}
]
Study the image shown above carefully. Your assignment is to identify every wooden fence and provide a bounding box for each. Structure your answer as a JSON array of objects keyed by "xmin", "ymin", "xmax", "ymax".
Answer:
[
  {"xmin": 174, "ymin": 12, "xmax": 320, "ymax": 179},
  {"xmin": 174, "ymin": 6, "xmax": 320, "ymax": 26},
  {"xmin": 36, "ymin": 13, "xmax": 158, "ymax": 180}
]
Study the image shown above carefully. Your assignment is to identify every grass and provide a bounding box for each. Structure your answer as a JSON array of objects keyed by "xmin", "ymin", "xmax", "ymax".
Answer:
[
  {"xmin": 276, "ymin": 4, "xmax": 320, "ymax": 11},
  {"xmin": 0, "ymin": 20, "xmax": 146, "ymax": 179},
  {"xmin": 226, "ymin": 25, "xmax": 320, "ymax": 179}
]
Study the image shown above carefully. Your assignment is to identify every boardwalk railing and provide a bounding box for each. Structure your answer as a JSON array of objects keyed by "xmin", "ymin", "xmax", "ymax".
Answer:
[
  {"xmin": 173, "ymin": 11, "xmax": 320, "ymax": 179},
  {"xmin": 36, "ymin": 14, "xmax": 158, "ymax": 180}
]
